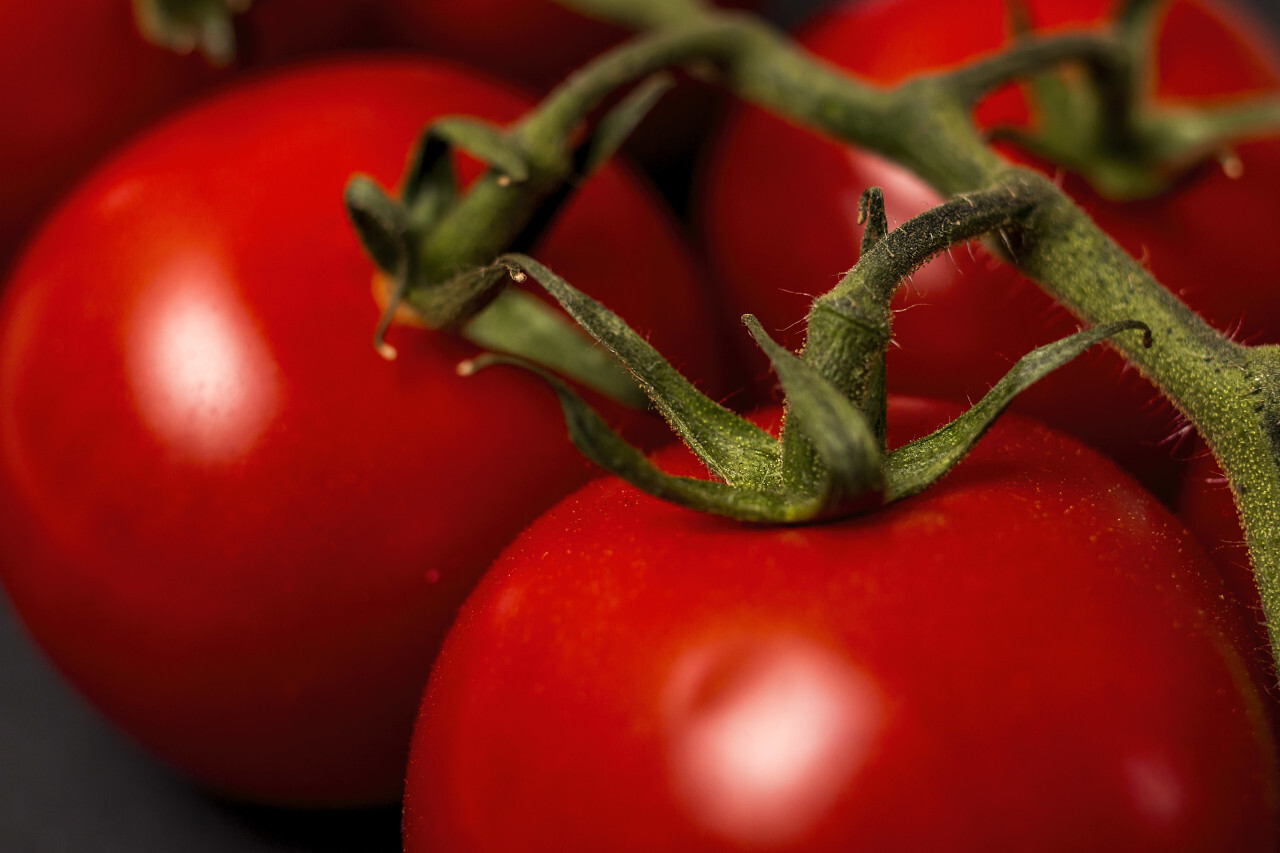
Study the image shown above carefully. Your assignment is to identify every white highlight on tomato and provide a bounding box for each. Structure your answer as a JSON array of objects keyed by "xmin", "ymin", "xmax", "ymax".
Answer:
[
  {"xmin": 126, "ymin": 254, "xmax": 280, "ymax": 463},
  {"xmin": 1124, "ymin": 751, "xmax": 1187, "ymax": 829},
  {"xmin": 664, "ymin": 635, "xmax": 884, "ymax": 847}
]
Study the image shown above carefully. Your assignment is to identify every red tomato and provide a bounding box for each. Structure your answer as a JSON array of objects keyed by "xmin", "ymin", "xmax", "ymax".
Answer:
[
  {"xmin": 404, "ymin": 399, "xmax": 1279, "ymax": 851},
  {"xmin": 0, "ymin": 0, "xmax": 384, "ymax": 273},
  {"xmin": 0, "ymin": 57, "xmax": 722, "ymax": 806},
  {"xmin": 698, "ymin": 0, "xmax": 1280, "ymax": 501},
  {"xmin": 1179, "ymin": 453, "xmax": 1261, "ymax": 621}
]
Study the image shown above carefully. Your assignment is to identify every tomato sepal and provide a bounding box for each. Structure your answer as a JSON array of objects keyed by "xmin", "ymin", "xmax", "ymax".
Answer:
[
  {"xmin": 462, "ymin": 352, "xmax": 800, "ymax": 522},
  {"xmin": 984, "ymin": 0, "xmax": 1280, "ymax": 199},
  {"xmin": 580, "ymin": 72, "xmax": 677, "ymax": 173},
  {"xmin": 132, "ymin": 0, "xmax": 245, "ymax": 65},
  {"xmin": 484, "ymin": 251, "xmax": 1151, "ymax": 523},
  {"xmin": 344, "ymin": 121, "xmax": 648, "ymax": 403},
  {"xmin": 494, "ymin": 254, "xmax": 781, "ymax": 487},
  {"xmin": 464, "ymin": 289, "xmax": 649, "ymax": 407},
  {"xmin": 345, "ymin": 178, "xmax": 413, "ymax": 290},
  {"xmin": 884, "ymin": 317, "xmax": 1152, "ymax": 499},
  {"xmin": 428, "ymin": 117, "xmax": 531, "ymax": 184},
  {"xmin": 743, "ymin": 313, "xmax": 885, "ymax": 508}
]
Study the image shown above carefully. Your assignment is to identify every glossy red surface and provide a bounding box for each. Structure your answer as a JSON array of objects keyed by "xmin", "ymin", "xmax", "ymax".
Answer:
[
  {"xmin": 0, "ymin": 0, "xmax": 388, "ymax": 273},
  {"xmin": 2, "ymin": 0, "xmax": 211, "ymax": 269},
  {"xmin": 405, "ymin": 399, "xmax": 1279, "ymax": 851},
  {"xmin": 0, "ymin": 57, "xmax": 720, "ymax": 806},
  {"xmin": 1179, "ymin": 453, "xmax": 1262, "ymax": 623}
]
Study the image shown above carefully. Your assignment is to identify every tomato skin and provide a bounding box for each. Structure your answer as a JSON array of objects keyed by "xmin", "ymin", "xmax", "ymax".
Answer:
[
  {"xmin": 404, "ymin": 399, "xmax": 1278, "ymax": 852},
  {"xmin": 698, "ymin": 0, "xmax": 1280, "ymax": 500},
  {"xmin": 0, "ymin": 0, "xmax": 389, "ymax": 274},
  {"xmin": 1, "ymin": 0, "xmax": 211, "ymax": 270},
  {"xmin": 1179, "ymin": 454, "xmax": 1261, "ymax": 619},
  {"xmin": 0, "ymin": 57, "xmax": 720, "ymax": 806}
]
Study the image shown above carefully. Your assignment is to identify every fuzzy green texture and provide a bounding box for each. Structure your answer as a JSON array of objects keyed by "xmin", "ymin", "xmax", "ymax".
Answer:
[{"xmin": 493, "ymin": 246, "xmax": 1145, "ymax": 528}]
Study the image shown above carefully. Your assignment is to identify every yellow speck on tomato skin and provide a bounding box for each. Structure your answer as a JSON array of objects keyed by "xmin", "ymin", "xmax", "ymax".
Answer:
[{"xmin": 884, "ymin": 508, "xmax": 950, "ymax": 536}]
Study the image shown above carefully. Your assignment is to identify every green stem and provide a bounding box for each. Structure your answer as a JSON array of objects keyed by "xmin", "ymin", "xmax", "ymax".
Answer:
[
  {"xmin": 416, "ymin": 9, "xmax": 899, "ymax": 290},
  {"xmin": 1146, "ymin": 100, "xmax": 1280, "ymax": 164},
  {"xmin": 1016, "ymin": 185, "xmax": 1280, "ymax": 638},
  {"xmin": 415, "ymin": 17, "xmax": 774, "ymax": 286},
  {"xmin": 554, "ymin": 0, "xmax": 707, "ymax": 30},
  {"xmin": 802, "ymin": 176, "xmax": 1053, "ymax": 442},
  {"xmin": 777, "ymin": 176, "xmax": 1055, "ymax": 506},
  {"xmin": 945, "ymin": 32, "xmax": 1127, "ymax": 106},
  {"xmin": 1116, "ymin": 0, "xmax": 1164, "ymax": 93}
]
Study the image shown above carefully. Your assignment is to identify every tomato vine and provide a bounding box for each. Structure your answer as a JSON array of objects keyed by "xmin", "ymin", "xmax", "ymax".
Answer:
[{"xmin": 369, "ymin": 0, "xmax": 1280, "ymax": 671}]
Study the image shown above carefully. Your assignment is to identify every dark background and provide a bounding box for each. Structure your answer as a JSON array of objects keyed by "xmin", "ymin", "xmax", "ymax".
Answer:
[
  {"xmin": 4, "ymin": 0, "xmax": 1280, "ymax": 851},
  {"xmin": 775, "ymin": 0, "xmax": 1280, "ymax": 28}
]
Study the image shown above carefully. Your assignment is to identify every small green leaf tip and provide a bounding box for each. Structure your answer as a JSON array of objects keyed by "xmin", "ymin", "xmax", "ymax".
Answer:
[
  {"xmin": 499, "ymin": 253, "xmax": 781, "ymax": 488},
  {"xmin": 986, "ymin": 0, "xmax": 1280, "ymax": 200},
  {"xmin": 744, "ymin": 315, "xmax": 884, "ymax": 512},
  {"xmin": 400, "ymin": 131, "xmax": 460, "ymax": 234},
  {"xmin": 430, "ymin": 118, "xmax": 530, "ymax": 184},
  {"xmin": 132, "ymin": 0, "xmax": 246, "ymax": 66},
  {"xmin": 858, "ymin": 187, "xmax": 889, "ymax": 255},
  {"xmin": 583, "ymin": 73, "xmax": 676, "ymax": 174},
  {"xmin": 344, "ymin": 176, "xmax": 414, "ymax": 358},
  {"xmin": 884, "ymin": 320, "xmax": 1153, "ymax": 500},
  {"xmin": 344, "ymin": 177, "xmax": 409, "ymax": 278}
]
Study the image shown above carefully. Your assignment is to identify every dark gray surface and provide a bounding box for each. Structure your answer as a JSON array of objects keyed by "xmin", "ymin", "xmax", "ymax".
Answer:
[
  {"xmin": 0, "ymin": 596, "xmax": 401, "ymax": 852},
  {"xmin": 3, "ymin": 1, "xmax": 1280, "ymax": 851}
]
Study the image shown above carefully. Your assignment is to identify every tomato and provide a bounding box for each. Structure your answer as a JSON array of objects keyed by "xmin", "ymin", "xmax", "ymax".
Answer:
[
  {"xmin": 403, "ymin": 398, "xmax": 1279, "ymax": 851},
  {"xmin": 697, "ymin": 0, "xmax": 1280, "ymax": 501},
  {"xmin": 1179, "ymin": 453, "xmax": 1262, "ymax": 621},
  {"xmin": 0, "ymin": 0, "xmax": 385, "ymax": 273},
  {"xmin": 0, "ymin": 57, "xmax": 723, "ymax": 806}
]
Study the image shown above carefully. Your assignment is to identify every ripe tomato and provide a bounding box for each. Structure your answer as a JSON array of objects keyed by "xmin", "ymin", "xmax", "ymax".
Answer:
[
  {"xmin": 0, "ymin": 0, "xmax": 384, "ymax": 273},
  {"xmin": 1179, "ymin": 454, "xmax": 1261, "ymax": 617},
  {"xmin": 404, "ymin": 399, "xmax": 1279, "ymax": 851},
  {"xmin": 698, "ymin": 0, "xmax": 1280, "ymax": 501},
  {"xmin": 0, "ymin": 57, "xmax": 722, "ymax": 806}
]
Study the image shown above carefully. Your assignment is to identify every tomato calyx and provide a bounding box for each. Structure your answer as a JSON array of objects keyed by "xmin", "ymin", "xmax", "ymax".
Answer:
[
  {"xmin": 984, "ymin": 0, "xmax": 1280, "ymax": 200},
  {"xmin": 468, "ymin": 174, "xmax": 1151, "ymax": 523},
  {"xmin": 132, "ymin": 0, "xmax": 246, "ymax": 65},
  {"xmin": 344, "ymin": 79, "xmax": 674, "ymax": 405}
]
